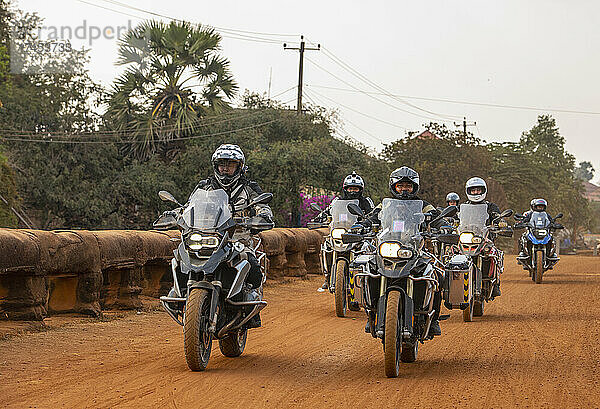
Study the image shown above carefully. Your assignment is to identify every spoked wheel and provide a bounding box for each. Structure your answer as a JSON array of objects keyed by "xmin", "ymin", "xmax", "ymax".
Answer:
[
  {"xmin": 219, "ymin": 329, "xmax": 247, "ymax": 357},
  {"xmin": 473, "ymin": 299, "xmax": 485, "ymax": 317},
  {"xmin": 334, "ymin": 259, "xmax": 348, "ymax": 317},
  {"xmin": 384, "ymin": 290, "xmax": 403, "ymax": 378},
  {"xmin": 534, "ymin": 250, "xmax": 544, "ymax": 284},
  {"xmin": 400, "ymin": 340, "xmax": 418, "ymax": 363},
  {"xmin": 184, "ymin": 289, "xmax": 213, "ymax": 371}
]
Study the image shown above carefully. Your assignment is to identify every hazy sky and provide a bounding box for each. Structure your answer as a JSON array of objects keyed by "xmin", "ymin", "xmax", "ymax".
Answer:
[{"xmin": 16, "ymin": 0, "xmax": 600, "ymax": 184}]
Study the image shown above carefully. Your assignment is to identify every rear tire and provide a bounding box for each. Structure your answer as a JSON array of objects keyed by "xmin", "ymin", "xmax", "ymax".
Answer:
[
  {"xmin": 334, "ymin": 260, "xmax": 348, "ymax": 317},
  {"xmin": 184, "ymin": 289, "xmax": 213, "ymax": 371},
  {"xmin": 534, "ymin": 250, "xmax": 544, "ymax": 284},
  {"xmin": 219, "ymin": 329, "xmax": 247, "ymax": 357},
  {"xmin": 473, "ymin": 300, "xmax": 484, "ymax": 317},
  {"xmin": 384, "ymin": 291, "xmax": 402, "ymax": 378}
]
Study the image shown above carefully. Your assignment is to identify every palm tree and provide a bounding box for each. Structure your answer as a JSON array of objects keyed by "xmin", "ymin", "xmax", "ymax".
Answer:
[{"xmin": 106, "ymin": 20, "xmax": 238, "ymax": 159}]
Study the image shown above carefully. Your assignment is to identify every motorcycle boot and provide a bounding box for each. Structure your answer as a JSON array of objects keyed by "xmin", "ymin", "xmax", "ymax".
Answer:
[
  {"xmin": 492, "ymin": 282, "xmax": 501, "ymax": 297},
  {"xmin": 318, "ymin": 273, "xmax": 330, "ymax": 292},
  {"xmin": 429, "ymin": 320, "xmax": 442, "ymax": 336},
  {"xmin": 245, "ymin": 288, "xmax": 262, "ymax": 329}
]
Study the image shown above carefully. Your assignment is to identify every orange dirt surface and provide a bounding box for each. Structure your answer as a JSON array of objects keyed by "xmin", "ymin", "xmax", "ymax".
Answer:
[{"xmin": 1, "ymin": 255, "xmax": 599, "ymax": 408}]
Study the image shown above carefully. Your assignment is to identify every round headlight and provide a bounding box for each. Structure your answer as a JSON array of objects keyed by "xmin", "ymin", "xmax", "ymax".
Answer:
[
  {"xmin": 379, "ymin": 242, "xmax": 401, "ymax": 258},
  {"xmin": 331, "ymin": 228, "xmax": 346, "ymax": 240},
  {"xmin": 459, "ymin": 232, "xmax": 474, "ymax": 244}
]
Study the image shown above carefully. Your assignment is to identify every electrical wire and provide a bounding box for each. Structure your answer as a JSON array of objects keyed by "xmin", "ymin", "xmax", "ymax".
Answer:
[
  {"xmin": 317, "ymin": 45, "xmax": 461, "ymax": 121},
  {"xmin": 305, "ymin": 56, "xmax": 454, "ymax": 123},
  {"xmin": 303, "ymin": 89, "xmax": 389, "ymax": 146},
  {"xmin": 305, "ymin": 84, "xmax": 600, "ymax": 116},
  {"xmin": 305, "ymin": 87, "xmax": 409, "ymax": 131},
  {"xmin": 0, "ymin": 118, "xmax": 282, "ymax": 144},
  {"xmin": 74, "ymin": 0, "xmax": 293, "ymax": 44}
]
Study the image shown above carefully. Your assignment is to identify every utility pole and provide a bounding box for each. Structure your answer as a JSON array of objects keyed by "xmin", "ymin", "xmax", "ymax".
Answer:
[
  {"xmin": 454, "ymin": 117, "xmax": 476, "ymax": 137},
  {"xmin": 284, "ymin": 35, "xmax": 320, "ymax": 114}
]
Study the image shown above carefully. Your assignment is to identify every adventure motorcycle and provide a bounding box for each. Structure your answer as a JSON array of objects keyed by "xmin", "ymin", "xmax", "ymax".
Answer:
[
  {"xmin": 342, "ymin": 200, "xmax": 456, "ymax": 377},
  {"xmin": 514, "ymin": 211, "xmax": 564, "ymax": 283},
  {"xmin": 442, "ymin": 204, "xmax": 513, "ymax": 322},
  {"xmin": 153, "ymin": 189, "xmax": 273, "ymax": 371},
  {"xmin": 309, "ymin": 200, "xmax": 362, "ymax": 317}
]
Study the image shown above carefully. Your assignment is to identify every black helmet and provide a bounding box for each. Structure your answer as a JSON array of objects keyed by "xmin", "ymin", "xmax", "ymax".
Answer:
[
  {"xmin": 211, "ymin": 144, "xmax": 246, "ymax": 189},
  {"xmin": 446, "ymin": 192, "xmax": 460, "ymax": 205},
  {"xmin": 530, "ymin": 198, "xmax": 547, "ymax": 212},
  {"xmin": 342, "ymin": 171, "xmax": 365, "ymax": 199},
  {"xmin": 389, "ymin": 166, "xmax": 420, "ymax": 199}
]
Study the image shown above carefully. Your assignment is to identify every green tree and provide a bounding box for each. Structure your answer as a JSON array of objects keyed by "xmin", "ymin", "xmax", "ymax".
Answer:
[
  {"xmin": 574, "ymin": 161, "xmax": 594, "ymax": 182},
  {"xmin": 106, "ymin": 20, "xmax": 237, "ymax": 159},
  {"xmin": 381, "ymin": 122, "xmax": 496, "ymax": 207}
]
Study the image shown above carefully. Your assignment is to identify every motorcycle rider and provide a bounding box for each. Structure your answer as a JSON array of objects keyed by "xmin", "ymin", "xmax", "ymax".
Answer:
[
  {"xmin": 463, "ymin": 177, "xmax": 502, "ymax": 297},
  {"xmin": 517, "ymin": 198, "xmax": 560, "ymax": 260},
  {"xmin": 446, "ymin": 192, "xmax": 460, "ymax": 207},
  {"xmin": 187, "ymin": 144, "xmax": 273, "ymax": 328},
  {"xmin": 363, "ymin": 166, "xmax": 443, "ymax": 336},
  {"xmin": 319, "ymin": 172, "xmax": 374, "ymax": 290}
]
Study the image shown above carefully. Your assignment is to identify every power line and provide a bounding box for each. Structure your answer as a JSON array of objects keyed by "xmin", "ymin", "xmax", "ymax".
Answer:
[
  {"xmin": 305, "ymin": 87, "xmax": 409, "ymax": 131},
  {"xmin": 303, "ymin": 89, "xmax": 389, "ymax": 146},
  {"xmin": 101, "ymin": 0, "xmax": 297, "ymax": 38},
  {"xmin": 0, "ymin": 118, "xmax": 282, "ymax": 144},
  {"xmin": 74, "ymin": 0, "xmax": 292, "ymax": 44},
  {"xmin": 318, "ymin": 46, "xmax": 461, "ymax": 121},
  {"xmin": 305, "ymin": 56, "xmax": 454, "ymax": 123},
  {"xmin": 305, "ymin": 84, "xmax": 600, "ymax": 116}
]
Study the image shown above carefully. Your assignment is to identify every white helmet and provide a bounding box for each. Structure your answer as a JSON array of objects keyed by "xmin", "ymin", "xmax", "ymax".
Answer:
[{"xmin": 465, "ymin": 177, "xmax": 487, "ymax": 203}]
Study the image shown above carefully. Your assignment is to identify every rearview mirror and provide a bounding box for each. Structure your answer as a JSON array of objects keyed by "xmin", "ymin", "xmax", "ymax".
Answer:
[
  {"xmin": 500, "ymin": 209, "xmax": 513, "ymax": 218},
  {"xmin": 310, "ymin": 203, "xmax": 322, "ymax": 212},
  {"xmin": 250, "ymin": 192, "xmax": 273, "ymax": 207},
  {"xmin": 158, "ymin": 190, "xmax": 181, "ymax": 206},
  {"xmin": 555, "ymin": 213, "xmax": 563, "ymax": 219},
  {"xmin": 439, "ymin": 205, "xmax": 458, "ymax": 219},
  {"xmin": 347, "ymin": 203, "xmax": 364, "ymax": 217}
]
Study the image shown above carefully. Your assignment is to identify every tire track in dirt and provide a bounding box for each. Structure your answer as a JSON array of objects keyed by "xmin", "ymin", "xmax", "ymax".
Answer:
[{"xmin": 1, "ymin": 256, "xmax": 599, "ymax": 408}]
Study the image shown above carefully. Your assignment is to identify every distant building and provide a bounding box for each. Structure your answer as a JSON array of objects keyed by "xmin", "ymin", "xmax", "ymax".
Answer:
[
  {"xmin": 413, "ymin": 130, "xmax": 439, "ymax": 140},
  {"xmin": 583, "ymin": 181, "xmax": 600, "ymax": 202}
]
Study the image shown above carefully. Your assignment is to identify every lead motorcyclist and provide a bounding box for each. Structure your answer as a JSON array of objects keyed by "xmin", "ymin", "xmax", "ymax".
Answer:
[
  {"xmin": 517, "ymin": 198, "xmax": 560, "ymax": 261},
  {"xmin": 319, "ymin": 172, "xmax": 374, "ymax": 290},
  {"xmin": 362, "ymin": 166, "xmax": 443, "ymax": 336},
  {"xmin": 178, "ymin": 144, "xmax": 273, "ymax": 328},
  {"xmin": 463, "ymin": 177, "xmax": 502, "ymax": 297}
]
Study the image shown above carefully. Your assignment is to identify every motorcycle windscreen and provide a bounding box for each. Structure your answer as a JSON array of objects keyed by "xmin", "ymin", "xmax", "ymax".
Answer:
[
  {"xmin": 329, "ymin": 199, "xmax": 359, "ymax": 231},
  {"xmin": 457, "ymin": 203, "xmax": 489, "ymax": 236},
  {"xmin": 528, "ymin": 211, "xmax": 551, "ymax": 229},
  {"xmin": 182, "ymin": 189, "xmax": 232, "ymax": 230},
  {"xmin": 378, "ymin": 199, "xmax": 424, "ymax": 246}
]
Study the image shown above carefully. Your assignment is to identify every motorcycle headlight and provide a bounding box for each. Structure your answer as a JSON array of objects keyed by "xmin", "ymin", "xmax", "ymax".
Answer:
[
  {"xmin": 536, "ymin": 229, "xmax": 547, "ymax": 236},
  {"xmin": 379, "ymin": 242, "xmax": 401, "ymax": 258},
  {"xmin": 459, "ymin": 232, "xmax": 474, "ymax": 244},
  {"xmin": 397, "ymin": 249, "xmax": 413, "ymax": 259},
  {"xmin": 186, "ymin": 233, "xmax": 220, "ymax": 251},
  {"xmin": 331, "ymin": 228, "xmax": 346, "ymax": 240}
]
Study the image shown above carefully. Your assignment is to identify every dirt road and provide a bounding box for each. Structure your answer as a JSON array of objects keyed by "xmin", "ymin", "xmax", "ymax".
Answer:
[{"xmin": 1, "ymin": 255, "xmax": 599, "ymax": 408}]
